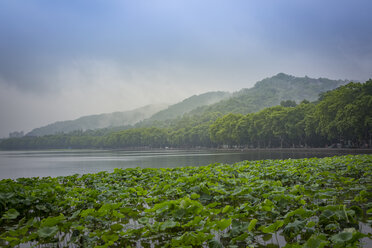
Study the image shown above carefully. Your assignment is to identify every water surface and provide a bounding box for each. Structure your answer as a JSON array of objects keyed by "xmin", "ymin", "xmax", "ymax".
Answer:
[{"xmin": 0, "ymin": 149, "xmax": 371, "ymax": 179}]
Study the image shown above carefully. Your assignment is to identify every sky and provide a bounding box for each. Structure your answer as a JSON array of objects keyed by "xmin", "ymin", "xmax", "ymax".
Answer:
[{"xmin": 1, "ymin": 0, "xmax": 372, "ymax": 137}]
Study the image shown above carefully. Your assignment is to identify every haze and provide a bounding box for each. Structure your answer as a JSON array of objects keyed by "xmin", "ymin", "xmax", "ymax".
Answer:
[{"xmin": 1, "ymin": 0, "xmax": 372, "ymax": 138}]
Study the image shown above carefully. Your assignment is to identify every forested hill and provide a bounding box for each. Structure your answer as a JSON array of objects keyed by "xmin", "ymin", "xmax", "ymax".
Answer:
[
  {"xmin": 190, "ymin": 73, "xmax": 348, "ymax": 115},
  {"xmin": 27, "ymin": 104, "xmax": 168, "ymax": 136},
  {"xmin": 2, "ymin": 80, "xmax": 371, "ymax": 150},
  {"xmin": 142, "ymin": 91, "xmax": 230, "ymax": 123},
  {"xmin": 24, "ymin": 73, "xmax": 348, "ymax": 137}
]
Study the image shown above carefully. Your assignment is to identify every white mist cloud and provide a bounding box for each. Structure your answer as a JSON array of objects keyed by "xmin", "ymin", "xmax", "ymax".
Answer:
[{"xmin": 0, "ymin": 59, "xmax": 225, "ymax": 138}]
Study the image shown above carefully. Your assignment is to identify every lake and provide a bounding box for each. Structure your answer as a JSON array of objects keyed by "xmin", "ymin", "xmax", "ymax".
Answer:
[{"xmin": 0, "ymin": 148, "xmax": 371, "ymax": 179}]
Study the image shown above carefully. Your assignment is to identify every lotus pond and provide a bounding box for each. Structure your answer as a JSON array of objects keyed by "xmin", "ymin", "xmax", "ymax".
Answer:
[{"xmin": 0, "ymin": 155, "xmax": 371, "ymax": 247}]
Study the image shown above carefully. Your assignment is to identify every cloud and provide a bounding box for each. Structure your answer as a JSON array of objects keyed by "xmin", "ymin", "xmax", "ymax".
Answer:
[
  {"xmin": 1, "ymin": 0, "xmax": 372, "ymax": 137},
  {"xmin": 0, "ymin": 59, "xmax": 223, "ymax": 137}
]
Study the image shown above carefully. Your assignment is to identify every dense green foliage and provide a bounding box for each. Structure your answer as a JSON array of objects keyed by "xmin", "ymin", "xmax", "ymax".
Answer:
[
  {"xmin": 1, "ymin": 80, "xmax": 371, "ymax": 150},
  {"xmin": 1, "ymin": 155, "xmax": 371, "ymax": 247},
  {"xmin": 190, "ymin": 73, "xmax": 347, "ymax": 116},
  {"xmin": 314, "ymin": 82, "xmax": 372, "ymax": 142},
  {"xmin": 0, "ymin": 112, "xmax": 223, "ymax": 149},
  {"xmin": 209, "ymin": 80, "xmax": 372, "ymax": 148},
  {"xmin": 209, "ymin": 102, "xmax": 317, "ymax": 148},
  {"xmin": 27, "ymin": 104, "xmax": 167, "ymax": 136}
]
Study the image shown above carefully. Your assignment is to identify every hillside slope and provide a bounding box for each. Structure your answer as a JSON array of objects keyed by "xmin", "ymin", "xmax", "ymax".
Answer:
[
  {"xmin": 142, "ymin": 91, "xmax": 231, "ymax": 123},
  {"xmin": 191, "ymin": 73, "xmax": 348, "ymax": 115},
  {"xmin": 26, "ymin": 73, "xmax": 348, "ymax": 136},
  {"xmin": 27, "ymin": 104, "xmax": 168, "ymax": 136}
]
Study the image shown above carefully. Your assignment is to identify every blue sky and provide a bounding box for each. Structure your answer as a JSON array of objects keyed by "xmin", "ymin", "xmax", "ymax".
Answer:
[{"xmin": 0, "ymin": 0, "xmax": 372, "ymax": 137}]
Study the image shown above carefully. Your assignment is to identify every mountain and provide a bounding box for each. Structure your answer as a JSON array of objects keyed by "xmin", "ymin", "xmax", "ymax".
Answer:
[
  {"xmin": 141, "ymin": 91, "xmax": 231, "ymax": 123},
  {"xmin": 190, "ymin": 73, "xmax": 348, "ymax": 115},
  {"xmin": 26, "ymin": 73, "xmax": 348, "ymax": 137},
  {"xmin": 27, "ymin": 104, "xmax": 168, "ymax": 136}
]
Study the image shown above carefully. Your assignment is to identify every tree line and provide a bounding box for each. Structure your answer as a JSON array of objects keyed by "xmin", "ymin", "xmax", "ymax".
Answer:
[{"xmin": 1, "ymin": 80, "xmax": 371, "ymax": 150}]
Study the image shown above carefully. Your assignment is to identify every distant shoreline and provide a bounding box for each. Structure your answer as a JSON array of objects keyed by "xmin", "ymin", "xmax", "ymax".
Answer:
[{"xmin": 1, "ymin": 147, "xmax": 372, "ymax": 153}]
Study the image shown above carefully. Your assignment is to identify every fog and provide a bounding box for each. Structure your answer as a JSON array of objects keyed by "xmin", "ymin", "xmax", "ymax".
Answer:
[{"xmin": 0, "ymin": 0, "xmax": 372, "ymax": 138}]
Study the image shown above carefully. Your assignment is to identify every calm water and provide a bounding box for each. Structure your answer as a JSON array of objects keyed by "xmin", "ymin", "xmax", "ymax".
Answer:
[{"xmin": 0, "ymin": 149, "xmax": 371, "ymax": 179}]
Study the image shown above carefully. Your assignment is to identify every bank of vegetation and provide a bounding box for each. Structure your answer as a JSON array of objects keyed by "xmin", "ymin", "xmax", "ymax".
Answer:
[
  {"xmin": 1, "ymin": 155, "xmax": 371, "ymax": 247},
  {"xmin": 1, "ymin": 80, "xmax": 371, "ymax": 150}
]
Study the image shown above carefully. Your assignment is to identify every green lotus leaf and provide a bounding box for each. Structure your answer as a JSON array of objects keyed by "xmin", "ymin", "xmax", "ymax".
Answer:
[
  {"xmin": 160, "ymin": 219, "xmax": 180, "ymax": 231},
  {"xmin": 183, "ymin": 216, "xmax": 203, "ymax": 228},
  {"xmin": 101, "ymin": 233, "xmax": 119, "ymax": 243},
  {"xmin": 319, "ymin": 209, "xmax": 335, "ymax": 222},
  {"xmin": 2, "ymin": 208, "xmax": 19, "ymax": 220},
  {"xmin": 37, "ymin": 226, "xmax": 58, "ymax": 238},
  {"xmin": 325, "ymin": 223, "xmax": 339, "ymax": 231},
  {"xmin": 262, "ymin": 233, "xmax": 272, "ymax": 241},
  {"xmin": 80, "ymin": 208, "xmax": 96, "ymax": 217},
  {"xmin": 138, "ymin": 217, "xmax": 149, "ymax": 224},
  {"xmin": 213, "ymin": 218, "xmax": 232, "ymax": 231},
  {"xmin": 285, "ymin": 208, "xmax": 313, "ymax": 220},
  {"xmin": 248, "ymin": 218, "xmax": 258, "ymax": 232},
  {"xmin": 306, "ymin": 221, "xmax": 316, "ymax": 228},
  {"xmin": 231, "ymin": 232, "xmax": 249, "ymax": 243},
  {"xmin": 208, "ymin": 239, "xmax": 223, "ymax": 248},
  {"xmin": 330, "ymin": 231, "xmax": 353, "ymax": 243},
  {"xmin": 2, "ymin": 236, "xmax": 19, "ymax": 243},
  {"xmin": 40, "ymin": 214, "xmax": 65, "ymax": 227},
  {"xmin": 190, "ymin": 193, "xmax": 200, "ymax": 199},
  {"xmin": 69, "ymin": 210, "xmax": 81, "ymax": 220},
  {"xmin": 262, "ymin": 220, "xmax": 284, "ymax": 233},
  {"xmin": 222, "ymin": 205, "xmax": 233, "ymax": 214},
  {"xmin": 303, "ymin": 234, "xmax": 329, "ymax": 248},
  {"xmin": 110, "ymin": 223, "xmax": 123, "ymax": 231}
]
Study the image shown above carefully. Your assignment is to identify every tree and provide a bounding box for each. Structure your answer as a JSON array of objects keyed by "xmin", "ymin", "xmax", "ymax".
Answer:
[
  {"xmin": 280, "ymin": 100, "xmax": 297, "ymax": 107},
  {"xmin": 209, "ymin": 113, "xmax": 243, "ymax": 147}
]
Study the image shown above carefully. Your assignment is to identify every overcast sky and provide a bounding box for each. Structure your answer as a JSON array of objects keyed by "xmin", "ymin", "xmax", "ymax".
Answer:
[{"xmin": 1, "ymin": 0, "xmax": 372, "ymax": 137}]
